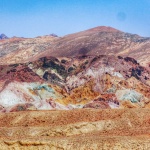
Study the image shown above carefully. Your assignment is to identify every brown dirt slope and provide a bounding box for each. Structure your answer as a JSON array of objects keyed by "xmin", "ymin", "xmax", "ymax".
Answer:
[{"xmin": 0, "ymin": 109, "xmax": 150, "ymax": 149}]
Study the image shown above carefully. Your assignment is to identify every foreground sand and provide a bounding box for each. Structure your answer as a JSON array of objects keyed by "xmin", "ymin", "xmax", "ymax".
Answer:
[{"xmin": 0, "ymin": 109, "xmax": 150, "ymax": 150}]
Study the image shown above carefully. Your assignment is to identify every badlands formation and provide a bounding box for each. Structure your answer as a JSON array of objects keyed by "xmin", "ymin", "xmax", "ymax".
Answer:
[{"xmin": 0, "ymin": 26, "xmax": 150, "ymax": 149}]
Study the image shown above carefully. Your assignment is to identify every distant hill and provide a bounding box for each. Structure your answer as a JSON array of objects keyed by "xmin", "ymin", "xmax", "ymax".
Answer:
[
  {"xmin": 0, "ymin": 26, "xmax": 149, "ymax": 68},
  {"xmin": 0, "ymin": 33, "xmax": 8, "ymax": 39}
]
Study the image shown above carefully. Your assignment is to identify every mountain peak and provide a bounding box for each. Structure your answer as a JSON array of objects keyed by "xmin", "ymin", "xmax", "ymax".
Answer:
[
  {"xmin": 49, "ymin": 33, "xmax": 58, "ymax": 37},
  {"xmin": 0, "ymin": 33, "xmax": 8, "ymax": 39},
  {"xmin": 87, "ymin": 26, "xmax": 121, "ymax": 33}
]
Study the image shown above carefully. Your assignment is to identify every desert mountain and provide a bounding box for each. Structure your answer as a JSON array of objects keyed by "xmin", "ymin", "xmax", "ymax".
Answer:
[
  {"xmin": 46, "ymin": 26, "xmax": 150, "ymax": 67},
  {"xmin": 0, "ymin": 27, "xmax": 150, "ymax": 149},
  {"xmin": 0, "ymin": 27, "xmax": 150, "ymax": 112},
  {"xmin": 0, "ymin": 26, "xmax": 150, "ymax": 68}
]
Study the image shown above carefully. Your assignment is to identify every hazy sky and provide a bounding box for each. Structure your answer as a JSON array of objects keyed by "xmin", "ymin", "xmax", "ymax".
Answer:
[{"xmin": 0, "ymin": 0, "xmax": 150, "ymax": 37}]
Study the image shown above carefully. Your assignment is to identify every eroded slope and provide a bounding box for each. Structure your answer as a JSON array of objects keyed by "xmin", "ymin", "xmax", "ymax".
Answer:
[
  {"xmin": 0, "ymin": 55, "xmax": 149, "ymax": 112},
  {"xmin": 0, "ymin": 109, "xmax": 150, "ymax": 149}
]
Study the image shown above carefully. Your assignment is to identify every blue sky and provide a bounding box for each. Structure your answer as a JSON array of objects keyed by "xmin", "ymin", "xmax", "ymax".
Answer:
[{"xmin": 0, "ymin": 0, "xmax": 150, "ymax": 37}]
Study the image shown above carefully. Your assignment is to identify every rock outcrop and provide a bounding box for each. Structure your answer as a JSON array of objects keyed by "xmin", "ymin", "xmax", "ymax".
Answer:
[{"xmin": 0, "ymin": 55, "xmax": 149, "ymax": 112}]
